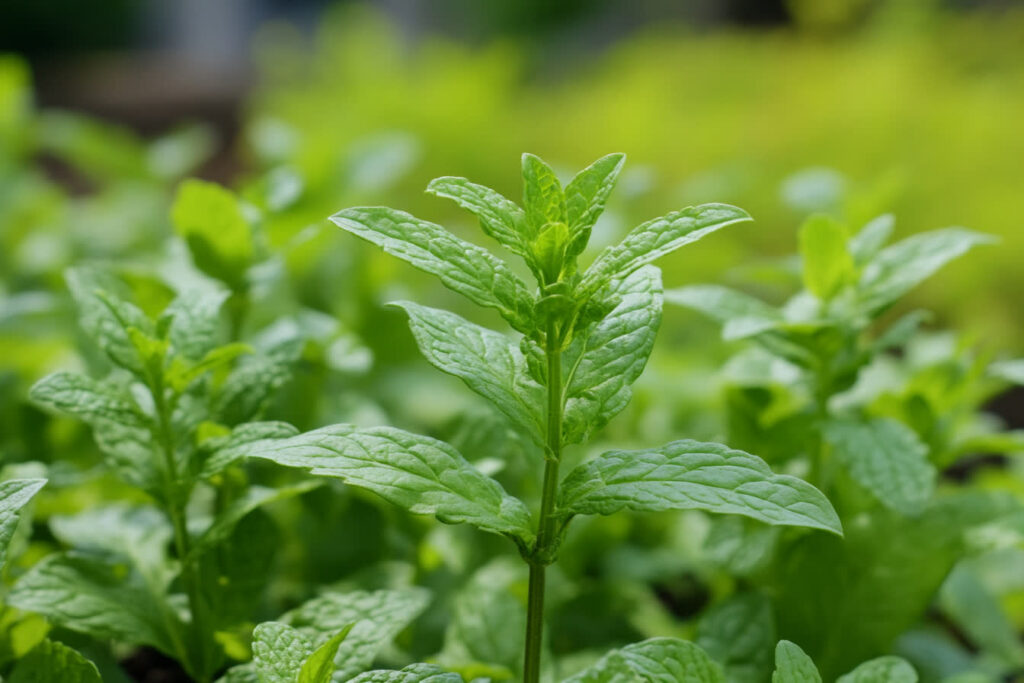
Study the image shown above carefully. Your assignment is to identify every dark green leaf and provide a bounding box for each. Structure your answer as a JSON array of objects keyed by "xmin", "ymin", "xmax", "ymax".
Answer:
[{"xmin": 563, "ymin": 637, "xmax": 725, "ymax": 682}]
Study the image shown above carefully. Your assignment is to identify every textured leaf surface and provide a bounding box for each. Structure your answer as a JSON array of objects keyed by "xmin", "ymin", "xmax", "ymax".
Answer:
[
  {"xmin": 563, "ymin": 153, "xmax": 625, "ymax": 257},
  {"xmin": 563, "ymin": 637, "xmax": 725, "ymax": 682},
  {"xmin": 0, "ymin": 478, "xmax": 45, "ymax": 569},
  {"xmin": 201, "ymin": 421, "xmax": 301, "ymax": 478},
  {"xmin": 252, "ymin": 622, "xmax": 314, "ymax": 683},
  {"xmin": 824, "ymin": 417, "xmax": 935, "ymax": 515},
  {"xmin": 521, "ymin": 153, "xmax": 565, "ymax": 233},
  {"xmin": 299, "ymin": 625, "xmax": 355, "ymax": 683},
  {"xmin": 557, "ymin": 440, "xmax": 842, "ymax": 535},
  {"xmin": 837, "ymin": 656, "xmax": 918, "ymax": 683},
  {"xmin": 577, "ymin": 203, "xmax": 751, "ymax": 300},
  {"xmin": 8, "ymin": 639, "xmax": 101, "ymax": 683},
  {"xmin": 163, "ymin": 289, "xmax": 229, "ymax": 361},
  {"xmin": 563, "ymin": 265, "xmax": 662, "ymax": 444},
  {"xmin": 30, "ymin": 372, "xmax": 143, "ymax": 427},
  {"xmin": 8, "ymin": 552, "xmax": 181, "ymax": 655},
  {"xmin": 349, "ymin": 664, "xmax": 463, "ymax": 682},
  {"xmin": 392, "ymin": 301, "xmax": 545, "ymax": 443},
  {"xmin": 66, "ymin": 266, "xmax": 153, "ymax": 373},
  {"xmin": 697, "ymin": 593, "xmax": 776, "ymax": 683},
  {"xmin": 246, "ymin": 425, "xmax": 533, "ymax": 542},
  {"xmin": 285, "ymin": 587, "xmax": 431, "ymax": 680},
  {"xmin": 426, "ymin": 177, "xmax": 530, "ymax": 257},
  {"xmin": 858, "ymin": 228, "xmax": 993, "ymax": 313},
  {"xmin": 330, "ymin": 207, "xmax": 534, "ymax": 330},
  {"xmin": 772, "ymin": 641, "xmax": 821, "ymax": 683}
]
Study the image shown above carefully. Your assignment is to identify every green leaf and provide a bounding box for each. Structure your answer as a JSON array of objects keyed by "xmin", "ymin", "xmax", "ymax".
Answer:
[
  {"xmin": 30, "ymin": 372, "xmax": 144, "ymax": 427},
  {"xmin": 773, "ymin": 641, "xmax": 821, "ymax": 683},
  {"xmin": 521, "ymin": 153, "xmax": 565, "ymax": 234},
  {"xmin": 563, "ymin": 637, "xmax": 725, "ymax": 682},
  {"xmin": 848, "ymin": 214, "xmax": 894, "ymax": 266},
  {"xmin": 563, "ymin": 153, "xmax": 626, "ymax": 259},
  {"xmin": 799, "ymin": 214, "xmax": 852, "ymax": 300},
  {"xmin": 990, "ymin": 359, "xmax": 1024, "ymax": 385},
  {"xmin": 199, "ymin": 421, "xmax": 300, "ymax": 478},
  {"xmin": 284, "ymin": 587, "xmax": 431, "ymax": 680},
  {"xmin": 245, "ymin": 425, "xmax": 534, "ymax": 543},
  {"xmin": 857, "ymin": 228, "xmax": 994, "ymax": 313},
  {"xmin": 556, "ymin": 440, "xmax": 842, "ymax": 535},
  {"xmin": 666, "ymin": 284, "xmax": 783, "ymax": 342},
  {"xmin": 0, "ymin": 479, "xmax": 45, "ymax": 570},
  {"xmin": 697, "ymin": 593, "xmax": 776, "ymax": 683},
  {"xmin": 8, "ymin": 553, "xmax": 182, "ymax": 656},
  {"xmin": 824, "ymin": 417, "xmax": 936, "ymax": 516},
  {"xmin": 392, "ymin": 301, "xmax": 545, "ymax": 444},
  {"xmin": 576, "ymin": 203, "xmax": 752, "ymax": 301},
  {"xmin": 939, "ymin": 564, "xmax": 1024, "ymax": 667},
  {"xmin": 330, "ymin": 207, "xmax": 534, "ymax": 331},
  {"xmin": 214, "ymin": 355, "xmax": 294, "ymax": 425},
  {"xmin": 8, "ymin": 639, "xmax": 101, "ymax": 683},
  {"xmin": 50, "ymin": 504, "xmax": 171, "ymax": 579},
  {"xmin": 163, "ymin": 289, "xmax": 229, "ymax": 361},
  {"xmin": 299, "ymin": 624, "xmax": 355, "ymax": 683},
  {"xmin": 171, "ymin": 179, "xmax": 254, "ymax": 288},
  {"xmin": 66, "ymin": 266, "xmax": 153, "ymax": 374},
  {"xmin": 349, "ymin": 664, "xmax": 463, "ymax": 682},
  {"xmin": 562, "ymin": 265, "xmax": 662, "ymax": 444},
  {"xmin": 426, "ymin": 176, "xmax": 530, "ymax": 258},
  {"xmin": 837, "ymin": 656, "xmax": 918, "ymax": 683},
  {"xmin": 252, "ymin": 622, "xmax": 313, "ymax": 683}
]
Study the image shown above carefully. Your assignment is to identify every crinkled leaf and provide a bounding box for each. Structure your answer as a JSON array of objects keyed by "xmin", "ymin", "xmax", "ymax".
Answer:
[
  {"xmin": 8, "ymin": 639, "xmax": 101, "ymax": 683},
  {"xmin": 577, "ymin": 203, "xmax": 751, "ymax": 301},
  {"xmin": 0, "ymin": 479, "xmax": 45, "ymax": 570},
  {"xmin": 697, "ymin": 593, "xmax": 776, "ymax": 683},
  {"xmin": 245, "ymin": 425, "xmax": 534, "ymax": 543},
  {"xmin": 848, "ymin": 214, "xmax": 894, "ymax": 266},
  {"xmin": 557, "ymin": 440, "xmax": 842, "ymax": 535},
  {"xmin": 284, "ymin": 587, "xmax": 431, "ymax": 680},
  {"xmin": 252, "ymin": 622, "xmax": 314, "ymax": 683},
  {"xmin": 773, "ymin": 641, "xmax": 821, "ymax": 683},
  {"xmin": 824, "ymin": 417, "xmax": 935, "ymax": 516},
  {"xmin": 8, "ymin": 552, "xmax": 182, "ymax": 656},
  {"xmin": 837, "ymin": 656, "xmax": 918, "ymax": 683},
  {"xmin": 521, "ymin": 153, "xmax": 565, "ymax": 234},
  {"xmin": 163, "ymin": 288, "xmax": 229, "ymax": 361},
  {"xmin": 200, "ymin": 421, "xmax": 300, "ymax": 478},
  {"xmin": 563, "ymin": 637, "xmax": 725, "ymax": 682},
  {"xmin": 91, "ymin": 418, "xmax": 162, "ymax": 493},
  {"xmin": 564, "ymin": 153, "xmax": 625, "ymax": 258},
  {"xmin": 172, "ymin": 179, "xmax": 254, "ymax": 288},
  {"xmin": 30, "ymin": 372, "xmax": 144, "ymax": 427},
  {"xmin": 66, "ymin": 266, "xmax": 153, "ymax": 373},
  {"xmin": 349, "ymin": 664, "xmax": 463, "ymax": 683},
  {"xmin": 330, "ymin": 207, "xmax": 534, "ymax": 331},
  {"xmin": 857, "ymin": 228, "xmax": 994, "ymax": 313},
  {"xmin": 300, "ymin": 625, "xmax": 355, "ymax": 683},
  {"xmin": 426, "ymin": 177, "xmax": 530, "ymax": 258},
  {"xmin": 392, "ymin": 300, "xmax": 545, "ymax": 444},
  {"xmin": 799, "ymin": 214, "xmax": 852, "ymax": 300},
  {"xmin": 563, "ymin": 265, "xmax": 662, "ymax": 444}
]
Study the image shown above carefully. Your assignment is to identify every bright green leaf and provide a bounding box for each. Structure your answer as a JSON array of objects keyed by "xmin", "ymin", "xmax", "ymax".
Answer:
[
  {"xmin": 30, "ymin": 372, "xmax": 144, "ymax": 428},
  {"xmin": 199, "ymin": 421, "xmax": 300, "ymax": 478},
  {"xmin": 562, "ymin": 265, "xmax": 662, "ymax": 444},
  {"xmin": 426, "ymin": 177, "xmax": 530, "ymax": 258},
  {"xmin": 824, "ymin": 417, "xmax": 936, "ymax": 516},
  {"xmin": 563, "ymin": 637, "xmax": 725, "ymax": 682},
  {"xmin": 0, "ymin": 479, "xmax": 45, "ymax": 570},
  {"xmin": 799, "ymin": 214, "xmax": 852, "ymax": 300},
  {"xmin": 171, "ymin": 179, "xmax": 254, "ymax": 288},
  {"xmin": 330, "ymin": 207, "xmax": 534, "ymax": 331},
  {"xmin": 298, "ymin": 624, "xmax": 355, "ymax": 683},
  {"xmin": 848, "ymin": 214, "xmax": 894, "ymax": 266},
  {"xmin": 666, "ymin": 284, "xmax": 783, "ymax": 342},
  {"xmin": 252, "ymin": 622, "xmax": 314, "ymax": 683},
  {"xmin": 521, "ymin": 153, "xmax": 565, "ymax": 233},
  {"xmin": 837, "ymin": 656, "xmax": 918, "ymax": 683},
  {"xmin": 577, "ymin": 203, "xmax": 752, "ymax": 301},
  {"xmin": 391, "ymin": 301, "xmax": 545, "ymax": 444},
  {"xmin": 563, "ymin": 153, "xmax": 626, "ymax": 259},
  {"xmin": 773, "ymin": 641, "xmax": 821, "ymax": 683},
  {"xmin": 556, "ymin": 440, "xmax": 842, "ymax": 535}
]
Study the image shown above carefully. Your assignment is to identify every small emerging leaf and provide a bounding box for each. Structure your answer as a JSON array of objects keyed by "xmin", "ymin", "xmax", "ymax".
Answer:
[
  {"xmin": 563, "ymin": 153, "xmax": 626, "ymax": 259},
  {"xmin": 521, "ymin": 153, "xmax": 565, "ymax": 233},
  {"xmin": 799, "ymin": 214, "xmax": 852, "ymax": 300}
]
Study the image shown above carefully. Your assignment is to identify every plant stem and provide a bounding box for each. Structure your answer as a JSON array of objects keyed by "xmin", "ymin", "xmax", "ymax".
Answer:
[
  {"xmin": 152, "ymin": 378, "xmax": 212, "ymax": 683},
  {"xmin": 524, "ymin": 321, "xmax": 563, "ymax": 683}
]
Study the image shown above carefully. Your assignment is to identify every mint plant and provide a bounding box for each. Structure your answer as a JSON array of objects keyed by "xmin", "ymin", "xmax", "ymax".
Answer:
[
  {"xmin": 239, "ymin": 153, "xmax": 843, "ymax": 681},
  {"xmin": 19, "ymin": 266, "xmax": 303, "ymax": 682}
]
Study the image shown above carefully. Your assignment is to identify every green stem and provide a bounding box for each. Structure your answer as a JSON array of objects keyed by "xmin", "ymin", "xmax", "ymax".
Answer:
[
  {"xmin": 524, "ymin": 321, "xmax": 563, "ymax": 683},
  {"xmin": 153, "ymin": 378, "xmax": 212, "ymax": 683}
]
